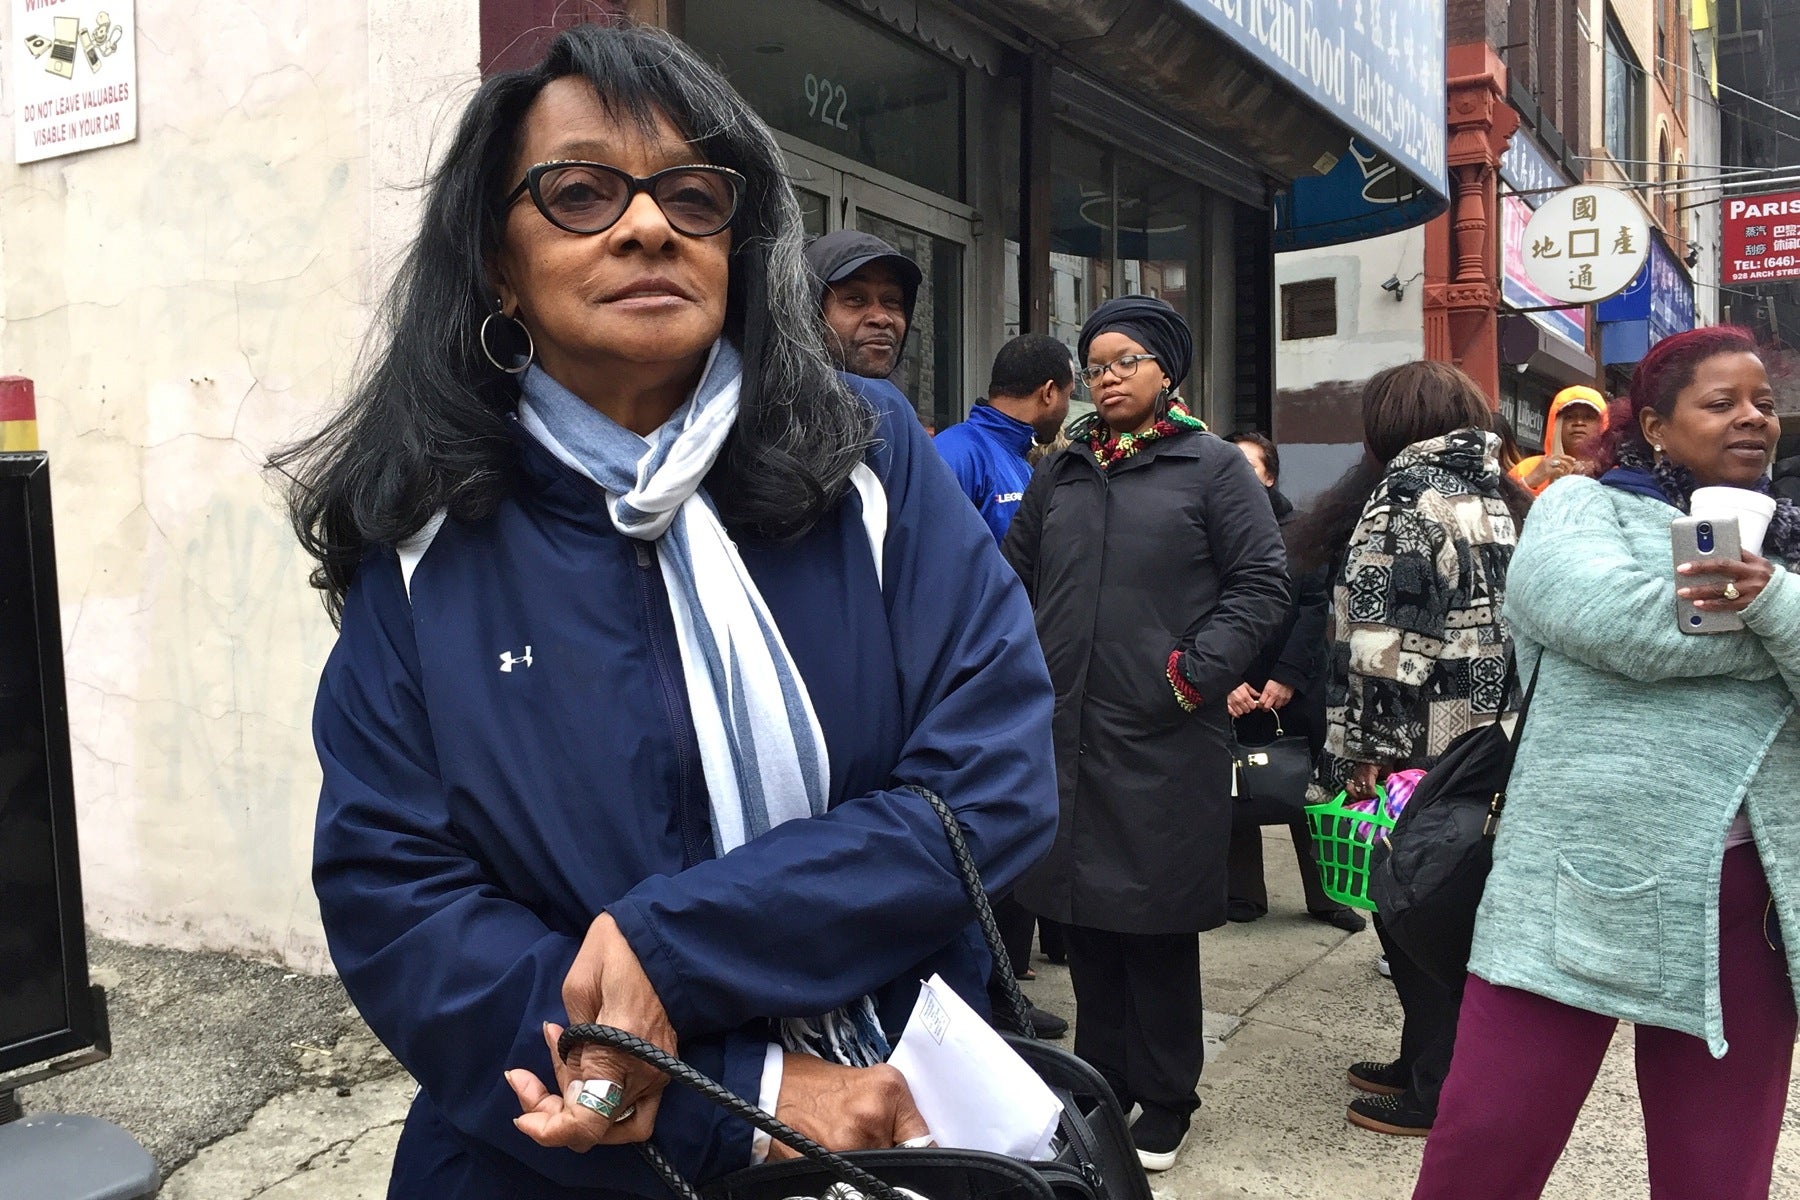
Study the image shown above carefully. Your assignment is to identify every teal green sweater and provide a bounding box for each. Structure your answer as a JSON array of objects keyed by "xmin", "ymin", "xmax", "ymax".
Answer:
[{"xmin": 1469, "ymin": 477, "xmax": 1800, "ymax": 1056}]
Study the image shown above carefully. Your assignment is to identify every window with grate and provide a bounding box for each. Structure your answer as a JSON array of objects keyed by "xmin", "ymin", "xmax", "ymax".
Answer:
[{"xmin": 1280, "ymin": 279, "xmax": 1337, "ymax": 340}]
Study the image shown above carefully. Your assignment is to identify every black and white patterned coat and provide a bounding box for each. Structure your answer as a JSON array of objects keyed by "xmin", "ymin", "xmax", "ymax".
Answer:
[{"xmin": 1321, "ymin": 430, "xmax": 1518, "ymax": 791}]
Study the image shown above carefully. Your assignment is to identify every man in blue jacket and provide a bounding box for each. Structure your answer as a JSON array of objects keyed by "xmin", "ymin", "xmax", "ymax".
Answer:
[
  {"xmin": 934, "ymin": 335, "xmax": 1075, "ymax": 544},
  {"xmin": 933, "ymin": 334, "xmax": 1074, "ymax": 1040}
]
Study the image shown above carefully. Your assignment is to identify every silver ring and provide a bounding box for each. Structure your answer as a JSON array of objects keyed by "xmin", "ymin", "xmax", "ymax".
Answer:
[
  {"xmin": 1723, "ymin": 582, "xmax": 1741, "ymax": 601},
  {"xmin": 574, "ymin": 1079, "xmax": 629, "ymax": 1120}
]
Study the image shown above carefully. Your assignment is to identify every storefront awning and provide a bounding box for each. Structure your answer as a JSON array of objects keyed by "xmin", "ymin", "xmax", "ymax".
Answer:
[
  {"xmin": 1273, "ymin": 140, "xmax": 1448, "ymax": 251},
  {"xmin": 971, "ymin": 0, "xmax": 1448, "ymax": 244}
]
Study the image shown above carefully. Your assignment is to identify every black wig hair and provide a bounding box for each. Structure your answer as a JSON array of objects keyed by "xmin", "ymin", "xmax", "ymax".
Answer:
[{"xmin": 271, "ymin": 22, "xmax": 873, "ymax": 621}]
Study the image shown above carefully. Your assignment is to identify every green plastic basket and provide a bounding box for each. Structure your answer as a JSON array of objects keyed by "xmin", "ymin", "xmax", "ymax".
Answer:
[{"xmin": 1304, "ymin": 787, "xmax": 1396, "ymax": 912}]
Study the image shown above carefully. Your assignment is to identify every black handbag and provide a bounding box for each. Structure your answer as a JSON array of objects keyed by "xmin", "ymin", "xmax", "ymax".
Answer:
[
  {"xmin": 560, "ymin": 785, "xmax": 1152, "ymax": 1200},
  {"xmin": 1229, "ymin": 711, "xmax": 1314, "ymax": 820},
  {"xmin": 1366, "ymin": 657, "xmax": 1538, "ymax": 987}
]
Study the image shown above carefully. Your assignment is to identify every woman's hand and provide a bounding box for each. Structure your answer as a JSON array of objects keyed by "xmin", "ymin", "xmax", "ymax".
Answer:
[
  {"xmin": 1525, "ymin": 455, "xmax": 1577, "ymax": 490},
  {"xmin": 1345, "ymin": 761, "xmax": 1382, "ymax": 801},
  {"xmin": 1226, "ymin": 683, "xmax": 1261, "ymax": 718},
  {"xmin": 1257, "ymin": 680, "xmax": 1295, "ymax": 711},
  {"xmin": 507, "ymin": 914, "xmax": 677, "ymax": 1150},
  {"xmin": 1678, "ymin": 552, "xmax": 1777, "ymax": 613},
  {"xmin": 770, "ymin": 1055, "xmax": 930, "ymax": 1159}
]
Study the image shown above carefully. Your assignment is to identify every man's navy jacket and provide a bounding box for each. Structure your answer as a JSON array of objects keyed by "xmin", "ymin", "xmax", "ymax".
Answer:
[{"xmin": 311, "ymin": 375, "xmax": 1057, "ymax": 1198}]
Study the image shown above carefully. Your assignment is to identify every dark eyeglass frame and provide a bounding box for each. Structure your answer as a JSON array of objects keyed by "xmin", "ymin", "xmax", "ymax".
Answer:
[
  {"xmin": 501, "ymin": 161, "xmax": 746, "ymax": 237},
  {"xmin": 1077, "ymin": 353, "xmax": 1159, "ymax": 386}
]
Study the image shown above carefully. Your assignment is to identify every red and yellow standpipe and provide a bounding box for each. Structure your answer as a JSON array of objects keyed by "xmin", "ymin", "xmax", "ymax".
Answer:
[{"xmin": 0, "ymin": 376, "xmax": 36, "ymax": 451}]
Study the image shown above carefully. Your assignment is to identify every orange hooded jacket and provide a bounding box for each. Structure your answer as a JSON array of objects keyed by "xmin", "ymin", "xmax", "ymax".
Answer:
[{"xmin": 1510, "ymin": 385, "xmax": 1609, "ymax": 495}]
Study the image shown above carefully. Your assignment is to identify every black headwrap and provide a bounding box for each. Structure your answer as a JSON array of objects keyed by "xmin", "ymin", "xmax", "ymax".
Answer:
[{"xmin": 1076, "ymin": 295, "xmax": 1194, "ymax": 390}]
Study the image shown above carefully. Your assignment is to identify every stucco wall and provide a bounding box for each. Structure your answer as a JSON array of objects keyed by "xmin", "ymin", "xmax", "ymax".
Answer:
[
  {"xmin": 0, "ymin": 1, "xmax": 479, "ymax": 970},
  {"xmin": 1271, "ymin": 229, "xmax": 1426, "ymax": 503}
]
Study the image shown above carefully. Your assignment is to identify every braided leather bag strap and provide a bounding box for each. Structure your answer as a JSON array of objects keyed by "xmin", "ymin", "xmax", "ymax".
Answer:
[
  {"xmin": 557, "ymin": 1023, "xmax": 908, "ymax": 1200},
  {"xmin": 903, "ymin": 784, "xmax": 1037, "ymax": 1040}
]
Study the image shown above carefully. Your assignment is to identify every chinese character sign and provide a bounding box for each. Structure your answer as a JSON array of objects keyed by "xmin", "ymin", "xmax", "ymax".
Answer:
[
  {"xmin": 11, "ymin": 0, "xmax": 136, "ymax": 164},
  {"xmin": 1520, "ymin": 186, "xmax": 1650, "ymax": 304},
  {"xmin": 1721, "ymin": 190, "xmax": 1800, "ymax": 285}
]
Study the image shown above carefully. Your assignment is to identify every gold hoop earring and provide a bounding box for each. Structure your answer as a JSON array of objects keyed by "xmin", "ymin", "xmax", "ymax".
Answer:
[{"xmin": 480, "ymin": 311, "xmax": 535, "ymax": 375}]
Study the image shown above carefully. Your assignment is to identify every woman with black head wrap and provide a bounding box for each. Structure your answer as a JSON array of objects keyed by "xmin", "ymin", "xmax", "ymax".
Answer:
[{"xmin": 1001, "ymin": 296, "xmax": 1291, "ymax": 1171}]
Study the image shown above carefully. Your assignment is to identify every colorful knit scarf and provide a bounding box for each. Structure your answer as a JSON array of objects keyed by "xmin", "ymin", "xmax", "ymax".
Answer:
[{"xmin": 1080, "ymin": 400, "xmax": 1207, "ymax": 470}]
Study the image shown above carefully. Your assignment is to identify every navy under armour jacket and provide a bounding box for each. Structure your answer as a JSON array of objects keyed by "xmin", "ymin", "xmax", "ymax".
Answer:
[
  {"xmin": 310, "ymin": 375, "xmax": 1057, "ymax": 1198},
  {"xmin": 932, "ymin": 402, "xmax": 1036, "ymax": 545}
]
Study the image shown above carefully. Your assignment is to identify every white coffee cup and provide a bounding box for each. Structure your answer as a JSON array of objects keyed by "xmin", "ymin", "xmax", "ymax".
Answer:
[{"xmin": 1691, "ymin": 486, "xmax": 1776, "ymax": 557}]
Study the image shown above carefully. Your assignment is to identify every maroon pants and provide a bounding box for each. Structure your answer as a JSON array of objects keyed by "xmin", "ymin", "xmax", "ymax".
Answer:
[{"xmin": 1414, "ymin": 844, "xmax": 1796, "ymax": 1200}]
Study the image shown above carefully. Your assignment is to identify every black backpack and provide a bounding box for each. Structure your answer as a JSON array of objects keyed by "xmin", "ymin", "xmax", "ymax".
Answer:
[{"xmin": 1368, "ymin": 659, "xmax": 1538, "ymax": 988}]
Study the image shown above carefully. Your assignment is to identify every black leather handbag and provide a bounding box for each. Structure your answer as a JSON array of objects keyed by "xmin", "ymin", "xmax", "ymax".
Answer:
[
  {"xmin": 1367, "ymin": 658, "xmax": 1537, "ymax": 987},
  {"xmin": 560, "ymin": 785, "xmax": 1152, "ymax": 1200},
  {"xmin": 1229, "ymin": 712, "xmax": 1314, "ymax": 821}
]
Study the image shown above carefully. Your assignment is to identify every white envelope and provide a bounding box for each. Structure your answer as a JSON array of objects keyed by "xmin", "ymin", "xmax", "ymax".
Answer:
[{"xmin": 887, "ymin": 974, "xmax": 1063, "ymax": 1161}]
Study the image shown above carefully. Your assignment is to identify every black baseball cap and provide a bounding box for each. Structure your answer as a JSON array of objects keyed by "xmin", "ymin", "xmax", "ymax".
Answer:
[{"xmin": 803, "ymin": 230, "xmax": 922, "ymax": 320}]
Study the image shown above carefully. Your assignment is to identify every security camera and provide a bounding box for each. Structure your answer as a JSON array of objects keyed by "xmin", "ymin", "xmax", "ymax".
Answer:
[{"xmin": 1380, "ymin": 274, "xmax": 1405, "ymax": 301}]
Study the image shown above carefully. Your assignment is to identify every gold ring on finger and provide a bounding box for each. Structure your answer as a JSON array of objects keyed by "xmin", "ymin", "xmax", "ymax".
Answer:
[{"xmin": 1723, "ymin": 582, "xmax": 1741, "ymax": 601}]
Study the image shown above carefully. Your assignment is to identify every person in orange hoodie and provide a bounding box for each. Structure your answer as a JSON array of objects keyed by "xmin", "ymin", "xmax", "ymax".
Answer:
[{"xmin": 1510, "ymin": 385, "xmax": 1608, "ymax": 495}]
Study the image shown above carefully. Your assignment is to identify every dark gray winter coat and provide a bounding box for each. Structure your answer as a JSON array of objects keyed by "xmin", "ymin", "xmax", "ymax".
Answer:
[{"xmin": 1002, "ymin": 428, "xmax": 1290, "ymax": 934}]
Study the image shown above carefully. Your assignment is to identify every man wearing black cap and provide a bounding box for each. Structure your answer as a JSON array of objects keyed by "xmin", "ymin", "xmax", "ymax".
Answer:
[{"xmin": 803, "ymin": 230, "xmax": 922, "ymax": 380}]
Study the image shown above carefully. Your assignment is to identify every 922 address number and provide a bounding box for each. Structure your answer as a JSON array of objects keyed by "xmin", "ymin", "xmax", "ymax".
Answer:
[{"xmin": 804, "ymin": 73, "xmax": 850, "ymax": 131}]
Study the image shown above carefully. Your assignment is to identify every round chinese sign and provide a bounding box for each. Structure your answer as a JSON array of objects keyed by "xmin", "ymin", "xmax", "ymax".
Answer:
[{"xmin": 1520, "ymin": 185, "xmax": 1651, "ymax": 303}]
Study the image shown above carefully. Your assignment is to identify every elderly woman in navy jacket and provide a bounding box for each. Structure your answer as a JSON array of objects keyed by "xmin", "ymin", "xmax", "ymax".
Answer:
[{"xmin": 274, "ymin": 26, "xmax": 1055, "ymax": 1200}]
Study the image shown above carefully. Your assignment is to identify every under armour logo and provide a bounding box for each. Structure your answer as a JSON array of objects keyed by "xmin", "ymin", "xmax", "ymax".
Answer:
[{"xmin": 499, "ymin": 646, "xmax": 533, "ymax": 673}]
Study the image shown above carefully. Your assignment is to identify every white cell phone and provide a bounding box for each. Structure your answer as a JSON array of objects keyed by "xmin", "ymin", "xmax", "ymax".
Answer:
[{"xmin": 1672, "ymin": 515, "xmax": 1744, "ymax": 634}]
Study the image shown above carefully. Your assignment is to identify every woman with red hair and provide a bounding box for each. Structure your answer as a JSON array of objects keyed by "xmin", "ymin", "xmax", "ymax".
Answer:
[{"xmin": 1413, "ymin": 327, "xmax": 1800, "ymax": 1200}]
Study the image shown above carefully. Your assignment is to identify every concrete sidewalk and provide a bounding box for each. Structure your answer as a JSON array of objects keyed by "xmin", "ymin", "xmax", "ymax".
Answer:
[{"xmin": 22, "ymin": 828, "xmax": 1800, "ymax": 1198}]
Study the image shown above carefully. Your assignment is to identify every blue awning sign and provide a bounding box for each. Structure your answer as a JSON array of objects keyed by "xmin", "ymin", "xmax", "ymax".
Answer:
[
  {"xmin": 1274, "ymin": 138, "xmax": 1448, "ymax": 252},
  {"xmin": 1177, "ymin": 0, "xmax": 1447, "ymax": 200}
]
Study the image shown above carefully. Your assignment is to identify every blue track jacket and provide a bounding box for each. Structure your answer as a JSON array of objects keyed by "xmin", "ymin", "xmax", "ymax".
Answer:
[
  {"xmin": 932, "ymin": 403, "xmax": 1036, "ymax": 545},
  {"xmin": 311, "ymin": 377, "xmax": 1057, "ymax": 1198}
]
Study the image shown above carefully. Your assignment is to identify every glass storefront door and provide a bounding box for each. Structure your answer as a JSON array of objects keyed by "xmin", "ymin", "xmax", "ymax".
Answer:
[
  {"xmin": 782, "ymin": 135, "xmax": 973, "ymax": 433},
  {"xmin": 786, "ymin": 145, "xmax": 840, "ymax": 239}
]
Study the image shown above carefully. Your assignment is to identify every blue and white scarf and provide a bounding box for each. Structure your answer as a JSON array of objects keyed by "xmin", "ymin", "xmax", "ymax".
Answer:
[{"xmin": 517, "ymin": 341, "xmax": 889, "ymax": 1066}]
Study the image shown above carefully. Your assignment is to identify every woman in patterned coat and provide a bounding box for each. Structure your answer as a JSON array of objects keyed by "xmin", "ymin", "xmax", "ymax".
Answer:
[{"xmin": 1288, "ymin": 361, "xmax": 1530, "ymax": 1139}]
